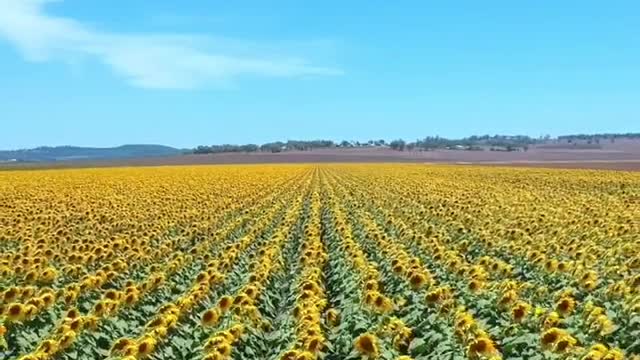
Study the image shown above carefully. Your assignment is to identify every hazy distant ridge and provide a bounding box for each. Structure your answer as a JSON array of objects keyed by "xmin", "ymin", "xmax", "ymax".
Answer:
[{"xmin": 0, "ymin": 145, "xmax": 183, "ymax": 163}]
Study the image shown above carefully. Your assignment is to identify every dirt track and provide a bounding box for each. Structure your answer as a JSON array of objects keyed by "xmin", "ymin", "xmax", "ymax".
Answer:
[{"xmin": 2, "ymin": 146, "xmax": 640, "ymax": 171}]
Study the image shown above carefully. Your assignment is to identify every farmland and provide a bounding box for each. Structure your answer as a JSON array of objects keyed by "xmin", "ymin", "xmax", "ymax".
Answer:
[{"xmin": 1, "ymin": 164, "xmax": 639, "ymax": 360}]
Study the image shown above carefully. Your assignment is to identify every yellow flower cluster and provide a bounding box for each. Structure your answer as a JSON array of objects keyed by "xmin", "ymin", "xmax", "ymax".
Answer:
[
  {"xmin": 0, "ymin": 164, "xmax": 637, "ymax": 360},
  {"xmin": 281, "ymin": 192, "xmax": 329, "ymax": 360}
]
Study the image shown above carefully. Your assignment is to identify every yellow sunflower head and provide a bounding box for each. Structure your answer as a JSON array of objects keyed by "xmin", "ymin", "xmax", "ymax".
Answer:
[
  {"xmin": 201, "ymin": 309, "xmax": 220, "ymax": 327},
  {"xmin": 354, "ymin": 333, "xmax": 379, "ymax": 358},
  {"xmin": 136, "ymin": 336, "xmax": 157, "ymax": 357}
]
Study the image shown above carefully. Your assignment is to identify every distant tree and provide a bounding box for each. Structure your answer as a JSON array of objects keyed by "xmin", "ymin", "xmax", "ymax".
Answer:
[
  {"xmin": 240, "ymin": 144, "xmax": 259, "ymax": 152},
  {"xmin": 389, "ymin": 139, "xmax": 406, "ymax": 151},
  {"xmin": 260, "ymin": 141, "xmax": 285, "ymax": 153},
  {"xmin": 191, "ymin": 132, "xmax": 637, "ymax": 156}
]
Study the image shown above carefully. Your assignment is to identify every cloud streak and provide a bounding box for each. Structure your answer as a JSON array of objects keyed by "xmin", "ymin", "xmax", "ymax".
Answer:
[{"xmin": 0, "ymin": 0, "xmax": 341, "ymax": 89}]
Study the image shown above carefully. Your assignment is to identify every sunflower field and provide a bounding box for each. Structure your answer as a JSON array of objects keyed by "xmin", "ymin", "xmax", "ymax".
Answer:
[{"xmin": 1, "ymin": 164, "xmax": 639, "ymax": 360}]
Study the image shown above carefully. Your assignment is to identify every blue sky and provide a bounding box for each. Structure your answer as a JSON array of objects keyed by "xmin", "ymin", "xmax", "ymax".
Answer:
[{"xmin": 1, "ymin": 0, "xmax": 638, "ymax": 149}]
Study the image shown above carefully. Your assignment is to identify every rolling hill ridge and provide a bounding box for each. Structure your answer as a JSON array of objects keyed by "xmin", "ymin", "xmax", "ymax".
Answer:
[{"xmin": 0, "ymin": 144, "xmax": 183, "ymax": 163}]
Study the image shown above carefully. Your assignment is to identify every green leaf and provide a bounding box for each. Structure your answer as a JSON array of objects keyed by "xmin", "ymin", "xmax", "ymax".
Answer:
[
  {"xmin": 409, "ymin": 337, "xmax": 428, "ymax": 355},
  {"xmin": 95, "ymin": 347, "xmax": 111, "ymax": 357}
]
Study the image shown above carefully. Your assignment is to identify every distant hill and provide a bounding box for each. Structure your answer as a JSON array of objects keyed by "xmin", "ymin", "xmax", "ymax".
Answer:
[{"xmin": 0, "ymin": 145, "xmax": 183, "ymax": 163}]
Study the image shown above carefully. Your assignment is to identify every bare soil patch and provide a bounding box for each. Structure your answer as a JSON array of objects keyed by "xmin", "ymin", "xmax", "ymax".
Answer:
[{"xmin": 2, "ymin": 142, "xmax": 640, "ymax": 171}]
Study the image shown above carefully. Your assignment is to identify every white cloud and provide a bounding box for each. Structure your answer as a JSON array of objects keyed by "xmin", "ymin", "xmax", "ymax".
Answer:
[{"xmin": 0, "ymin": 0, "xmax": 341, "ymax": 89}]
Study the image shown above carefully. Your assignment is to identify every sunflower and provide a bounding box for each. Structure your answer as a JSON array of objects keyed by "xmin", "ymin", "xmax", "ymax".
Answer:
[
  {"xmin": 123, "ymin": 292, "xmax": 139, "ymax": 306},
  {"xmin": 392, "ymin": 327, "xmax": 413, "ymax": 352},
  {"xmin": 218, "ymin": 295, "xmax": 232, "ymax": 312},
  {"xmin": 455, "ymin": 312, "xmax": 475, "ymax": 333},
  {"xmin": 385, "ymin": 317, "xmax": 405, "ymax": 334},
  {"xmin": 163, "ymin": 313, "xmax": 178, "ymax": 329},
  {"xmin": 25, "ymin": 270, "xmax": 38, "ymax": 283},
  {"xmin": 581, "ymin": 349, "xmax": 606, "ymax": 360},
  {"xmin": 145, "ymin": 317, "xmax": 165, "ymax": 329},
  {"xmin": 68, "ymin": 317, "xmax": 84, "ymax": 332},
  {"xmin": 136, "ymin": 336, "xmax": 157, "ymax": 357},
  {"xmin": 150, "ymin": 326, "xmax": 168, "ymax": 338},
  {"xmin": 511, "ymin": 302, "xmax": 531, "ymax": 323},
  {"xmin": 305, "ymin": 335, "xmax": 324, "ymax": 353},
  {"xmin": 392, "ymin": 264, "xmax": 405, "ymax": 275},
  {"xmin": 58, "ymin": 330, "xmax": 77, "ymax": 350},
  {"xmin": 245, "ymin": 305, "xmax": 261, "ymax": 323},
  {"xmin": 602, "ymin": 348, "xmax": 625, "ymax": 360},
  {"xmin": 218, "ymin": 331, "xmax": 235, "ymax": 344},
  {"xmin": 201, "ymin": 309, "xmax": 220, "ymax": 327},
  {"xmin": 373, "ymin": 294, "xmax": 393, "ymax": 313},
  {"xmin": 215, "ymin": 342, "xmax": 232, "ymax": 357},
  {"xmin": 580, "ymin": 270, "xmax": 598, "ymax": 284},
  {"xmin": 229, "ymin": 323, "xmax": 244, "ymax": 340},
  {"xmin": 40, "ymin": 293, "xmax": 56, "ymax": 308},
  {"xmin": 295, "ymin": 351, "xmax": 315, "ymax": 360},
  {"xmin": 589, "ymin": 344, "xmax": 608, "ymax": 353},
  {"xmin": 66, "ymin": 308, "xmax": 80, "ymax": 320},
  {"xmin": 543, "ymin": 311, "xmax": 561, "ymax": 329},
  {"xmin": 591, "ymin": 315, "xmax": 616, "ymax": 336},
  {"xmin": 468, "ymin": 279, "xmax": 484, "ymax": 293},
  {"xmin": 104, "ymin": 289, "xmax": 120, "ymax": 301},
  {"xmin": 583, "ymin": 280, "xmax": 597, "ymax": 291},
  {"xmin": 280, "ymin": 349, "xmax": 300, "ymax": 360},
  {"xmin": 325, "ymin": 308, "xmax": 340, "ymax": 327},
  {"xmin": 16, "ymin": 355, "xmax": 39, "ymax": 360},
  {"xmin": 196, "ymin": 271, "xmax": 209, "ymax": 283},
  {"xmin": 23, "ymin": 304, "xmax": 38, "ymax": 321},
  {"xmin": 544, "ymin": 259, "xmax": 558, "ymax": 272},
  {"xmin": 540, "ymin": 328, "xmax": 564, "ymax": 349},
  {"xmin": 244, "ymin": 285, "xmax": 259, "ymax": 299},
  {"xmin": 3, "ymin": 288, "xmax": 19, "ymax": 303},
  {"xmin": 555, "ymin": 297, "xmax": 576, "ymax": 316},
  {"xmin": 111, "ymin": 338, "xmax": 134, "ymax": 355},
  {"xmin": 555, "ymin": 334, "xmax": 577, "ymax": 353},
  {"xmin": 409, "ymin": 273, "xmax": 428, "ymax": 289},
  {"xmin": 84, "ymin": 315, "xmax": 99, "ymax": 331},
  {"xmin": 36, "ymin": 339, "xmax": 59, "ymax": 355},
  {"xmin": 5, "ymin": 303, "xmax": 25, "ymax": 322},
  {"xmin": 467, "ymin": 336, "xmax": 499, "ymax": 358},
  {"xmin": 498, "ymin": 289, "xmax": 517, "ymax": 308},
  {"xmin": 204, "ymin": 336, "xmax": 229, "ymax": 353},
  {"xmin": 364, "ymin": 279, "xmax": 379, "ymax": 291},
  {"xmin": 425, "ymin": 289, "xmax": 442, "ymax": 304},
  {"xmin": 439, "ymin": 299, "xmax": 455, "ymax": 314},
  {"xmin": 354, "ymin": 333, "xmax": 379, "ymax": 358},
  {"xmin": 557, "ymin": 261, "xmax": 569, "ymax": 272},
  {"xmin": 40, "ymin": 268, "xmax": 57, "ymax": 284},
  {"xmin": 364, "ymin": 291, "xmax": 375, "ymax": 306}
]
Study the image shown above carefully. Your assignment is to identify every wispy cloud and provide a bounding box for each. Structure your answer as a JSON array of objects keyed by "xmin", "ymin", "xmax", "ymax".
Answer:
[{"xmin": 0, "ymin": 0, "xmax": 341, "ymax": 89}]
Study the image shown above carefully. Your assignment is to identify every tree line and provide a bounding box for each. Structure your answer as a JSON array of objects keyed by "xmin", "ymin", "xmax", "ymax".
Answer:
[
  {"xmin": 558, "ymin": 132, "xmax": 640, "ymax": 142},
  {"xmin": 191, "ymin": 132, "xmax": 640, "ymax": 154},
  {"xmin": 193, "ymin": 140, "xmax": 340, "ymax": 154}
]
